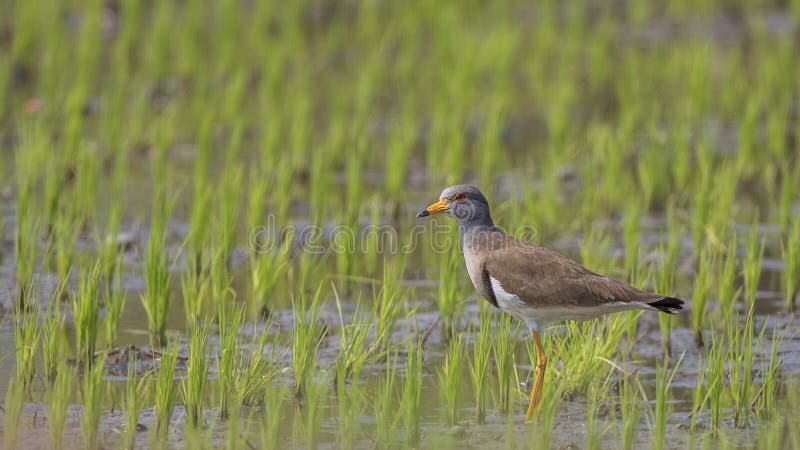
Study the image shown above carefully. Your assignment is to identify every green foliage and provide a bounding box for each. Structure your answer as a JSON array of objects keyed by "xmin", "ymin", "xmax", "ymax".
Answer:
[
  {"xmin": 469, "ymin": 304, "xmax": 493, "ymax": 423},
  {"xmin": 80, "ymin": 358, "xmax": 105, "ymax": 450},
  {"xmin": 141, "ymin": 176, "xmax": 175, "ymax": 348},
  {"xmin": 291, "ymin": 284, "xmax": 327, "ymax": 397},
  {"xmin": 3, "ymin": 376, "xmax": 24, "ymax": 449},
  {"xmin": 123, "ymin": 356, "xmax": 148, "ymax": 450},
  {"xmin": 182, "ymin": 318, "xmax": 211, "ymax": 428},
  {"xmin": 13, "ymin": 292, "xmax": 41, "ymax": 388},
  {"xmin": 47, "ymin": 363, "xmax": 75, "ymax": 450},
  {"xmin": 438, "ymin": 332, "xmax": 465, "ymax": 425},
  {"xmin": 73, "ymin": 263, "xmax": 102, "ymax": 366},
  {"xmin": 401, "ymin": 338, "xmax": 423, "ymax": 446},
  {"xmin": 154, "ymin": 343, "xmax": 179, "ymax": 439},
  {"xmin": 493, "ymin": 315, "xmax": 519, "ymax": 414}
]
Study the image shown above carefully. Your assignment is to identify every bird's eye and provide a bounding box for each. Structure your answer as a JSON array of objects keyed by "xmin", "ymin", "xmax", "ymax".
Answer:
[{"xmin": 454, "ymin": 193, "xmax": 466, "ymax": 203}]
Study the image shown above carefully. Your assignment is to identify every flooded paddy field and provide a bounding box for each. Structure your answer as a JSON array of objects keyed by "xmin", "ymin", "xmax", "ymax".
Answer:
[{"xmin": 1, "ymin": 0, "xmax": 799, "ymax": 448}]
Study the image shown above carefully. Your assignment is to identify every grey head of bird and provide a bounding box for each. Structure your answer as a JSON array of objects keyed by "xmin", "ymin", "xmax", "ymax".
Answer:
[{"xmin": 416, "ymin": 184, "xmax": 494, "ymax": 227}]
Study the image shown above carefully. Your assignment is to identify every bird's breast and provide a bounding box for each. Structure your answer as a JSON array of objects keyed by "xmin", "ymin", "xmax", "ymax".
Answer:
[{"xmin": 462, "ymin": 245, "xmax": 493, "ymax": 300}]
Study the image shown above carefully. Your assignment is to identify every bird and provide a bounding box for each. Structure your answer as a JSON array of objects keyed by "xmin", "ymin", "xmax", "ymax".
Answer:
[{"xmin": 416, "ymin": 184, "xmax": 684, "ymax": 422}]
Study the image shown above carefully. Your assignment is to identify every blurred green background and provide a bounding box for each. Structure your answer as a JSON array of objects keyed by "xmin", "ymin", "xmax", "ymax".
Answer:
[{"xmin": 1, "ymin": 1, "xmax": 799, "ymax": 448}]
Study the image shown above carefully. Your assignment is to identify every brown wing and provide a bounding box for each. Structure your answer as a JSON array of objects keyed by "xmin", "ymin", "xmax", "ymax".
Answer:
[{"xmin": 483, "ymin": 238, "xmax": 661, "ymax": 308}]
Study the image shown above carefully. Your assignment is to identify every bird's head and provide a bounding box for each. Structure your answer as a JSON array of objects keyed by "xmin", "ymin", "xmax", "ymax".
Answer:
[{"xmin": 416, "ymin": 184, "xmax": 493, "ymax": 227}]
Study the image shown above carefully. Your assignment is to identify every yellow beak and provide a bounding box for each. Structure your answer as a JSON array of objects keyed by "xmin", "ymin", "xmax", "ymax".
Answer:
[{"xmin": 416, "ymin": 198, "xmax": 449, "ymax": 217}]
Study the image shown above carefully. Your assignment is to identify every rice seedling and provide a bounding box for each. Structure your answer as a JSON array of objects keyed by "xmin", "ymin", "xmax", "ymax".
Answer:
[
  {"xmin": 182, "ymin": 317, "xmax": 211, "ymax": 428},
  {"xmin": 42, "ymin": 148, "xmax": 68, "ymax": 235},
  {"xmin": 141, "ymin": 182, "xmax": 174, "ymax": 348},
  {"xmin": 218, "ymin": 162, "xmax": 244, "ymax": 267},
  {"xmin": 259, "ymin": 385, "xmax": 288, "ymax": 449},
  {"xmin": 181, "ymin": 258, "xmax": 210, "ymax": 327},
  {"xmin": 291, "ymin": 284, "xmax": 327, "ymax": 397},
  {"xmin": 691, "ymin": 163, "xmax": 713, "ymax": 253},
  {"xmin": 73, "ymin": 263, "xmax": 102, "ymax": 366},
  {"xmin": 492, "ymin": 314, "xmax": 519, "ymax": 414},
  {"xmin": 14, "ymin": 213, "xmax": 40, "ymax": 308},
  {"xmin": 235, "ymin": 323, "xmax": 283, "ymax": 407},
  {"xmin": 439, "ymin": 245, "xmax": 465, "ymax": 338},
  {"xmin": 706, "ymin": 332, "xmax": 726, "ymax": 433},
  {"xmin": 250, "ymin": 227, "xmax": 294, "ymax": 318},
  {"xmin": 95, "ymin": 168, "xmax": 124, "ymax": 289},
  {"xmin": 551, "ymin": 316, "xmax": 629, "ymax": 397},
  {"xmin": 756, "ymin": 416, "xmax": 785, "ymax": 450},
  {"xmin": 335, "ymin": 361, "xmax": 361, "ymax": 449},
  {"xmin": 216, "ymin": 282, "xmax": 242, "ymax": 420},
  {"xmin": 777, "ymin": 161, "xmax": 799, "ymax": 229},
  {"xmin": 154, "ymin": 342, "xmax": 179, "ymax": 439},
  {"xmin": 783, "ymin": 218, "xmax": 800, "ymax": 313},
  {"xmin": 400, "ymin": 337, "xmax": 423, "ymax": 447},
  {"xmin": 786, "ymin": 384, "xmax": 800, "ymax": 448},
  {"xmin": 691, "ymin": 247, "xmax": 713, "ymax": 347},
  {"xmin": 742, "ymin": 223, "xmax": 764, "ymax": 308},
  {"xmin": 360, "ymin": 202, "xmax": 385, "ymax": 275},
  {"xmin": 476, "ymin": 100, "xmax": 506, "ymax": 187},
  {"xmin": 184, "ymin": 422, "xmax": 211, "ymax": 450},
  {"xmin": 689, "ymin": 352, "xmax": 707, "ymax": 433},
  {"xmin": 41, "ymin": 280, "xmax": 67, "ymax": 380},
  {"xmin": 653, "ymin": 209, "xmax": 683, "ymax": 358},
  {"xmin": 13, "ymin": 293, "xmax": 41, "ymax": 388},
  {"xmin": 122, "ymin": 355, "xmax": 149, "ymax": 450},
  {"xmin": 186, "ymin": 120, "xmax": 213, "ymax": 275},
  {"xmin": 271, "ymin": 155, "xmax": 295, "ymax": 226},
  {"xmin": 224, "ymin": 401, "xmax": 245, "ymax": 450},
  {"xmin": 752, "ymin": 324, "xmax": 783, "ymax": 418},
  {"xmin": 580, "ymin": 225, "xmax": 615, "ymax": 274},
  {"xmin": 652, "ymin": 354, "xmax": 684, "ymax": 450},
  {"xmin": 81, "ymin": 357, "xmax": 105, "ymax": 450},
  {"xmin": 47, "ymin": 210, "xmax": 80, "ymax": 283},
  {"xmin": 620, "ymin": 373, "xmax": 642, "ymax": 450},
  {"xmin": 309, "ymin": 131, "xmax": 336, "ymax": 226},
  {"xmin": 375, "ymin": 357, "xmax": 399, "ymax": 447},
  {"xmin": 385, "ymin": 113, "xmax": 416, "ymax": 196},
  {"xmin": 621, "ymin": 307, "xmax": 645, "ymax": 357},
  {"xmin": 334, "ymin": 217, "xmax": 358, "ymax": 291},
  {"xmin": 333, "ymin": 290, "xmax": 376, "ymax": 384},
  {"xmin": 469, "ymin": 303, "xmax": 492, "ymax": 423},
  {"xmin": 439, "ymin": 332, "xmax": 465, "ymax": 425},
  {"xmin": 345, "ymin": 147, "xmax": 367, "ymax": 226},
  {"xmin": 717, "ymin": 235, "xmax": 739, "ymax": 319},
  {"xmin": 73, "ymin": 143, "xmax": 100, "ymax": 225},
  {"xmin": 3, "ymin": 376, "xmax": 24, "ymax": 450},
  {"xmin": 622, "ymin": 200, "xmax": 641, "ymax": 284},
  {"xmin": 585, "ymin": 381, "xmax": 602, "ymax": 450},
  {"xmin": 706, "ymin": 164, "xmax": 738, "ymax": 239},
  {"xmin": 303, "ymin": 375, "xmax": 329, "ymax": 450},
  {"xmin": 728, "ymin": 308, "xmax": 756, "ymax": 428},
  {"xmin": 47, "ymin": 362, "xmax": 75, "ymax": 450},
  {"xmin": 0, "ymin": 57, "xmax": 7, "ymax": 123},
  {"xmin": 103, "ymin": 257, "xmax": 125, "ymax": 346},
  {"xmin": 374, "ymin": 262, "xmax": 407, "ymax": 352}
]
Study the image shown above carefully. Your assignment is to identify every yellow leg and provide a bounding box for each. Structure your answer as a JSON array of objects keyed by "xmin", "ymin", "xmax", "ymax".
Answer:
[{"xmin": 524, "ymin": 331, "xmax": 547, "ymax": 423}]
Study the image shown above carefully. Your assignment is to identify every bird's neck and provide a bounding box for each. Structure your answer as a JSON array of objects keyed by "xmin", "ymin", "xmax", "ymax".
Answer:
[{"xmin": 458, "ymin": 220, "xmax": 496, "ymax": 248}]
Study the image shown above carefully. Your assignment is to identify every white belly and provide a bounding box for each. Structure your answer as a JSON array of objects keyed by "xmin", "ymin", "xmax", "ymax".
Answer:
[{"xmin": 490, "ymin": 276, "xmax": 546, "ymax": 332}]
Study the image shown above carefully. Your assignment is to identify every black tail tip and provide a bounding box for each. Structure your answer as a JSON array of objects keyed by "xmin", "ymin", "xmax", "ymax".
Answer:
[{"xmin": 648, "ymin": 297, "xmax": 685, "ymax": 314}]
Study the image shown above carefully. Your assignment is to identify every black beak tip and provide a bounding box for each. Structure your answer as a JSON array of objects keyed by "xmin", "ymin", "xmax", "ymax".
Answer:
[{"xmin": 416, "ymin": 210, "xmax": 429, "ymax": 218}]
